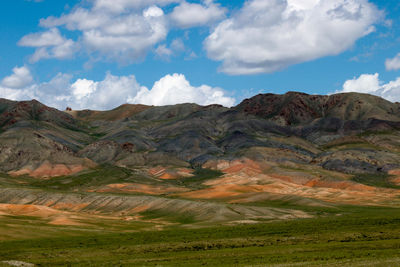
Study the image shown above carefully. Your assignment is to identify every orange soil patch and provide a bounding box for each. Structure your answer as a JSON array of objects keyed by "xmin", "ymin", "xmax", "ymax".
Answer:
[
  {"xmin": 130, "ymin": 205, "xmax": 151, "ymax": 213},
  {"xmin": 177, "ymin": 168, "xmax": 193, "ymax": 174},
  {"xmin": 180, "ymin": 184, "xmax": 269, "ymax": 199},
  {"xmin": 148, "ymin": 167, "xmax": 194, "ymax": 179},
  {"xmin": 108, "ymin": 184, "xmax": 126, "ymax": 189},
  {"xmin": 159, "ymin": 173, "xmax": 176, "ymax": 179},
  {"xmin": 196, "ymin": 157, "xmax": 395, "ymax": 205},
  {"xmin": 148, "ymin": 167, "xmax": 166, "ymax": 176},
  {"xmin": 389, "ymin": 169, "xmax": 400, "ymax": 185},
  {"xmin": 304, "ymin": 179, "xmax": 375, "ymax": 191},
  {"xmin": 9, "ymin": 162, "xmax": 87, "ymax": 178},
  {"xmin": 0, "ymin": 204, "xmax": 56, "ymax": 217},
  {"xmin": 96, "ymin": 183, "xmax": 188, "ymax": 195},
  {"xmin": 268, "ymin": 174, "xmax": 295, "ymax": 184},
  {"xmin": 49, "ymin": 216, "xmax": 83, "ymax": 226},
  {"xmin": 389, "ymin": 170, "xmax": 400, "ymax": 176},
  {"xmin": 0, "ymin": 204, "xmax": 85, "ymax": 225},
  {"xmin": 204, "ymin": 158, "xmax": 265, "ymax": 178},
  {"xmin": 178, "ymin": 165, "xmax": 400, "ymax": 206}
]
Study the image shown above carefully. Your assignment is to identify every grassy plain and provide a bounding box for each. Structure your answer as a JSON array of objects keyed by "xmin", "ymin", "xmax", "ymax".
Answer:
[
  {"xmin": 0, "ymin": 165, "xmax": 400, "ymax": 266},
  {"xmin": 0, "ymin": 205, "xmax": 399, "ymax": 266}
]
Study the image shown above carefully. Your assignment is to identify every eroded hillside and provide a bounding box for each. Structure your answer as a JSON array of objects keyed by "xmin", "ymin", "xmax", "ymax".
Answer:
[{"xmin": 1, "ymin": 92, "xmax": 400, "ymax": 227}]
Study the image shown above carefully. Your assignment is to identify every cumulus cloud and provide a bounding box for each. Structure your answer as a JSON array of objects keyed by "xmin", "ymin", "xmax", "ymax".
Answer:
[
  {"xmin": 39, "ymin": 5, "xmax": 168, "ymax": 63},
  {"xmin": 170, "ymin": 0, "xmax": 226, "ymax": 28},
  {"xmin": 155, "ymin": 38, "xmax": 185, "ymax": 59},
  {"xmin": 130, "ymin": 73, "xmax": 235, "ymax": 106},
  {"xmin": 0, "ymin": 68, "xmax": 235, "ymax": 110},
  {"xmin": 91, "ymin": 0, "xmax": 179, "ymax": 13},
  {"xmin": 205, "ymin": 0, "xmax": 381, "ymax": 75},
  {"xmin": 385, "ymin": 53, "xmax": 400, "ymax": 71},
  {"xmin": 18, "ymin": 28, "xmax": 77, "ymax": 62},
  {"xmin": 18, "ymin": 28, "xmax": 64, "ymax": 47},
  {"xmin": 69, "ymin": 73, "xmax": 145, "ymax": 110},
  {"xmin": 339, "ymin": 73, "xmax": 400, "ymax": 102},
  {"xmin": 1, "ymin": 66, "xmax": 33, "ymax": 89}
]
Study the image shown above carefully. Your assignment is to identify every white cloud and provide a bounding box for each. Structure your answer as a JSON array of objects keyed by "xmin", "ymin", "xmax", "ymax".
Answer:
[
  {"xmin": 385, "ymin": 53, "xmax": 400, "ymax": 71},
  {"xmin": 0, "ymin": 87, "xmax": 35, "ymax": 101},
  {"xmin": 29, "ymin": 39, "xmax": 78, "ymax": 63},
  {"xmin": 342, "ymin": 73, "xmax": 380, "ymax": 94},
  {"xmin": 18, "ymin": 28, "xmax": 64, "ymax": 47},
  {"xmin": 71, "ymin": 79, "xmax": 97, "ymax": 100},
  {"xmin": 18, "ymin": 28, "xmax": 77, "ymax": 62},
  {"xmin": 339, "ymin": 73, "xmax": 400, "ymax": 102},
  {"xmin": 0, "ymin": 67, "xmax": 234, "ymax": 110},
  {"xmin": 170, "ymin": 1, "xmax": 226, "ymax": 28},
  {"xmin": 1, "ymin": 66, "xmax": 33, "ymax": 89},
  {"xmin": 69, "ymin": 73, "xmax": 145, "ymax": 110},
  {"xmin": 155, "ymin": 38, "xmax": 185, "ymax": 59},
  {"xmin": 40, "ymin": 5, "xmax": 168, "ymax": 63},
  {"xmin": 129, "ymin": 73, "xmax": 235, "ymax": 107},
  {"xmin": 40, "ymin": 8, "xmax": 108, "ymax": 30},
  {"xmin": 205, "ymin": 0, "xmax": 381, "ymax": 75},
  {"xmin": 155, "ymin": 44, "xmax": 173, "ymax": 58},
  {"xmin": 20, "ymin": 0, "xmax": 225, "ymax": 64},
  {"xmin": 171, "ymin": 38, "xmax": 185, "ymax": 51},
  {"xmin": 91, "ymin": 0, "xmax": 179, "ymax": 13}
]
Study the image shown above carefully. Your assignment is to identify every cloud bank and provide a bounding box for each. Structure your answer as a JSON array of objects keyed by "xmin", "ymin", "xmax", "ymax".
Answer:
[
  {"xmin": 339, "ymin": 73, "xmax": 400, "ymax": 102},
  {"xmin": 0, "ymin": 67, "xmax": 235, "ymax": 110},
  {"xmin": 205, "ymin": 0, "xmax": 381, "ymax": 74},
  {"xmin": 18, "ymin": 0, "xmax": 225, "ymax": 64},
  {"xmin": 17, "ymin": 0, "xmax": 381, "ymax": 76}
]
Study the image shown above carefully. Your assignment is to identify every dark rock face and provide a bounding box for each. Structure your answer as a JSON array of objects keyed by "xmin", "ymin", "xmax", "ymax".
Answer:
[
  {"xmin": 235, "ymin": 92, "xmax": 328, "ymax": 125},
  {"xmin": 1, "ymin": 92, "xmax": 400, "ymax": 175},
  {"xmin": 235, "ymin": 92, "xmax": 400, "ymax": 125},
  {"xmin": 322, "ymin": 159, "xmax": 382, "ymax": 174},
  {"xmin": 0, "ymin": 99, "xmax": 77, "ymax": 129}
]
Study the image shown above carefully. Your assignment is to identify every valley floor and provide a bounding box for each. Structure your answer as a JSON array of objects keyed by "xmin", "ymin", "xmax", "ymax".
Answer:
[
  {"xmin": 0, "ymin": 205, "xmax": 399, "ymax": 266},
  {"xmin": 0, "ymin": 162, "xmax": 400, "ymax": 266}
]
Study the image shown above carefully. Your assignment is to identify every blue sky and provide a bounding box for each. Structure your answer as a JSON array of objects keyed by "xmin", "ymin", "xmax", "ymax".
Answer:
[{"xmin": 1, "ymin": 0, "xmax": 400, "ymax": 110}]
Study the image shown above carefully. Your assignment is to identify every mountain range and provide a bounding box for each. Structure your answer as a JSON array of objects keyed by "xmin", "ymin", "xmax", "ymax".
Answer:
[
  {"xmin": 1, "ymin": 91, "xmax": 400, "ymax": 175},
  {"xmin": 0, "ymin": 91, "xmax": 400, "ymax": 226}
]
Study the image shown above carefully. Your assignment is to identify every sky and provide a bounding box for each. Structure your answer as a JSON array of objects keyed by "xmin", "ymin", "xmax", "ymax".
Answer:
[{"xmin": 1, "ymin": 0, "xmax": 400, "ymax": 110}]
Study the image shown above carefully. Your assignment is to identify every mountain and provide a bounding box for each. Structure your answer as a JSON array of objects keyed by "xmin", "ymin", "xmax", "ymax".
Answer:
[
  {"xmin": 2, "ymin": 92, "xmax": 399, "ymax": 174},
  {"xmin": 0, "ymin": 91, "xmax": 400, "ymax": 227},
  {"xmin": 235, "ymin": 92, "xmax": 400, "ymax": 125}
]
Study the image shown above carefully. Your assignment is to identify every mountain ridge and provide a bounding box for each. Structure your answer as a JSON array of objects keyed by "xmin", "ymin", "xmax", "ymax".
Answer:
[
  {"xmin": 0, "ymin": 91, "xmax": 400, "ymax": 175},
  {"xmin": 0, "ymin": 91, "xmax": 399, "ymax": 229},
  {"xmin": 0, "ymin": 91, "xmax": 399, "ymax": 207}
]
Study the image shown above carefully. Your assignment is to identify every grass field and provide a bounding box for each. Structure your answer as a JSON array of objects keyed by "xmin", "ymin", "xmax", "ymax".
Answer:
[
  {"xmin": 0, "ymin": 165, "xmax": 400, "ymax": 266},
  {"xmin": 0, "ymin": 205, "xmax": 400, "ymax": 266}
]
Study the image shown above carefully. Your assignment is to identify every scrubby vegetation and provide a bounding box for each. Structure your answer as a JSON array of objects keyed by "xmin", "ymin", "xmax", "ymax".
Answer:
[
  {"xmin": 0, "ymin": 206, "xmax": 399, "ymax": 266},
  {"xmin": 352, "ymin": 173, "xmax": 400, "ymax": 189}
]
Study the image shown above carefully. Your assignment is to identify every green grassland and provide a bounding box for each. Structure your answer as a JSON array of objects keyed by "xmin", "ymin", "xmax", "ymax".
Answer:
[
  {"xmin": 0, "ymin": 205, "xmax": 400, "ymax": 266},
  {"xmin": 0, "ymin": 165, "xmax": 400, "ymax": 266}
]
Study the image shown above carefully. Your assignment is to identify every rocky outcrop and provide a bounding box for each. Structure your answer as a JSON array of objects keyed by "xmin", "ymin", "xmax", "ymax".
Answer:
[{"xmin": 2, "ymin": 92, "xmax": 400, "ymax": 177}]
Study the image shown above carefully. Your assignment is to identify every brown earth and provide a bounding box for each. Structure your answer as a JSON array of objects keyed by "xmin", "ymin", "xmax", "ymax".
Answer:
[
  {"xmin": 148, "ymin": 167, "xmax": 194, "ymax": 179},
  {"xmin": 0, "ymin": 204, "xmax": 84, "ymax": 226},
  {"xmin": 93, "ymin": 183, "xmax": 189, "ymax": 195},
  {"xmin": 8, "ymin": 162, "xmax": 87, "ymax": 178},
  {"xmin": 389, "ymin": 169, "xmax": 400, "ymax": 185},
  {"xmin": 179, "ymin": 158, "xmax": 400, "ymax": 206}
]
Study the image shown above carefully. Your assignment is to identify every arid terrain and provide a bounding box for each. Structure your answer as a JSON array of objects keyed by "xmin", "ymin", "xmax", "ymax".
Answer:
[{"xmin": 1, "ymin": 92, "xmax": 400, "ymax": 266}]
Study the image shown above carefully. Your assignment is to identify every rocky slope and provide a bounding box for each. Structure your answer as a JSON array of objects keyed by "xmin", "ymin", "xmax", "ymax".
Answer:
[
  {"xmin": 1, "ymin": 92, "xmax": 400, "ymax": 175},
  {"xmin": 0, "ymin": 91, "xmax": 400, "ymax": 222}
]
